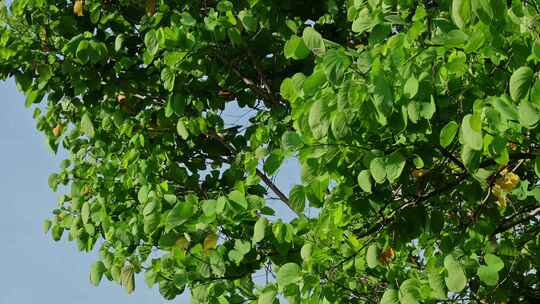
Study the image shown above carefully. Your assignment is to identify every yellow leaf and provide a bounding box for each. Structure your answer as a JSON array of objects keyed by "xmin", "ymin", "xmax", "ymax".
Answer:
[
  {"xmin": 146, "ymin": 0, "xmax": 156, "ymax": 16},
  {"xmin": 203, "ymin": 233, "xmax": 218, "ymax": 255},
  {"xmin": 52, "ymin": 124, "xmax": 63, "ymax": 137},
  {"xmin": 495, "ymin": 172, "xmax": 520, "ymax": 192},
  {"xmin": 378, "ymin": 246, "xmax": 395, "ymax": 265},
  {"xmin": 411, "ymin": 169, "xmax": 428, "ymax": 178},
  {"xmin": 176, "ymin": 236, "xmax": 189, "ymax": 250},
  {"xmin": 73, "ymin": 0, "xmax": 84, "ymax": 17},
  {"xmin": 492, "ymin": 183, "xmax": 509, "ymax": 209}
]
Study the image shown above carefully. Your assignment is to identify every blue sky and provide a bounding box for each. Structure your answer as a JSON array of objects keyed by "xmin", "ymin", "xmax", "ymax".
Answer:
[
  {"xmin": 0, "ymin": 77, "xmax": 299, "ymax": 303},
  {"xmin": 0, "ymin": 79, "xmax": 180, "ymax": 303},
  {"xmin": 0, "ymin": 3, "xmax": 301, "ymax": 301}
]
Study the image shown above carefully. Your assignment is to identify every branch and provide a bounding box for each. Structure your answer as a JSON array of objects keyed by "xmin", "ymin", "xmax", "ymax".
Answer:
[
  {"xmin": 214, "ymin": 52, "xmax": 281, "ymax": 109},
  {"xmin": 353, "ymin": 173, "xmax": 468, "ymax": 238},
  {"xmin": 255, "ymin": 169, "xmax": 298, "ymax": 216},
  {"xmin": 437, "ymin": 145, "xmax": 466, "ymax": 171},
  {"xmin": 205, "ymin": 131, "xmax": 298, "ymax": 216},
  {"xmin": 492, "ymin": 207, "xmax": 540, "ymax": 236}
]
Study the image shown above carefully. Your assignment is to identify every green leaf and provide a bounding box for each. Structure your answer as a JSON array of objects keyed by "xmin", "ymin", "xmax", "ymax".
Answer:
[
  {"xmin": 165, "ymin": 94, "xmax": 186, "ymax": 117},
  {"xmin": 352, "ymin": 8, "xmax": 375, "ymax": 34},
  {"xmin": 451, "ymin": 0, "xmax": 471, "ymax": 29},
  {"xmin": 280, "ymin": 77, "xmax": 300, "ymax": 102},
  {"xmin": 440, "ymin": 121, "xmax": 458, "ymax": 148},
  {"xmin": 492, "ymin": 96, "xmax": 519, "ymax": 121},
  {"xmin": 404, "ymin": 76, "xmax": 419, "ymax": 99},
  {"xmin": 428, "ymin": 267, "xmax": 447, "ymax": 299},
  {"xmin": 444, "ymin": 253, "xmax": 467, "ymax": 292},
  {"xmin": 331, "ymin": 111, "xmax": 348, "ymax": 139},
  {"xmin": 303, "ymin": 71, "xmax": 326, "ymax": 97},
  {"xmin": 370, "ymin": 157, "xmax": 387, "ymax": 184},
  {"xmin": 167, "ymin": 200, "xmax": 194, "ymax": 227},
  {"xmin": 121, "ymin": 264, "xmax": 135, "ymax": 294},
  {"xmin": 138, "ymin": 185, "xmax": 149, "ymax": 204},
  {"xmin": 531, "ymin": 80, "xmax": 540, "ymax": 106},
  {"xmin": 301, "ymin": 243, "xmax": 312, "ymax": 262},
  {"xmin": 76, "ymin": 40, "xmax": 93, "ymax": 64},
  {"xmin": 509, "ymin": 66, "xmax": 533, "ymax": 101},
  {"xmin": 144, "ymin": 29, "xmax": 159, "ymax": 56},
  {"xmin": 43, "ymin": 219, "xmax": 52, "ymax": 234},
  {"xmin": 161, "ymin": 67, "xmax": 176, "ymax": 91},
  {"xmin": 282, "ymin": 131, "xmax": 303, "ymax": 152},
  {"xmin": 90, "ymin": 261, "xmax": 106, "ymax": 286},
  {"xmin": 284, "ymin": 35, "xmax": 310, "ymax": 60},
  {"xmin": 114, "ymin": 34, "xmax": 125, "ymax": 52},
  {"xmin": 144, "ymin": 269, "xmax": 157, "ymax": 288},
  {"xmin": 309, "ymin": 99, "xmax": 330, "ymax": 139},
  {"xmin": 252, "ymin": 217, "xmax": 267, "ymax": 244},
  {"xmin": 399, "ymin": 279, "xmax": 421, "ymax": 304},
  {"xmin": 258, "ymin": 288, "xmax": 277, "ymax": 304},
  {"xmin": 485, "ymin": 254, "xmax": 504, "ymax": 271},
  {"xmin": 176, "ymin": 119, "xmax": 189, "ymax": 140},
  {"xmin": 238, "ymin": 9, "xmax": 257, "ymax": 32},
  {"xmin": 24, "ymin": 89, "xmax": 42, "ymax": 107},
  {"xmin": 81, "ymin": 113, "xmax": 95, "ymax": 138},
  {"xmin": 228, "ymin": 190, "xmax": 248, "ymax": 209},
  {"xmin": 535, "ymin": 155, "xmax": 540, "ymax": 177},
  {"xmin": 366, "ymin": 244, "xmax": 380, "ymax": 268},
  {"xmin": 386, "ymin": 151, "xmax": 406, "ymax": 183},
  {"xmin": 357, "ymin": 170, "xmax": 372, "ymax": 193},
  {"xmin": 289, "ymin": 185, "xmax": 306, "ymax": 213},
  {"xmin": 302, "ymin": 27, "xmax": 325, "ymax": 55},
  {"xmin": 380, "ymin": 288, "xmax": 399, "ymax": 304},
  {"xmin": 322, "ymin": 49, "xmax": 351, "ymax": 83},
  {"xmin": 518, "ymin": 100, "xmax": 540, "ymax": 128},
  {"xmin": 477, "ymin": 265, "xmax": 498, "ymax": 286},
  {"xmin": 461, "ymin": 114, "xmax": 483, "ymax": 151},
  {"xmin": 461, "ymin": 145, "xmax": 481, "ymax": 171},
  {"xmin": 277, "ymin": 263, "xmax": 301, "ymax": 288},
  {"xmin": 264, "ymin": 150, "xmax": 284, "ymax": 175},
  {"xmin": 81, "ymin": 202, "xmax": 90, "ymax": 224}
]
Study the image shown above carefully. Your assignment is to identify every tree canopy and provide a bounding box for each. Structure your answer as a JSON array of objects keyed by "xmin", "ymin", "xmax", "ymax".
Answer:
[{"xmin": 2, "ymin": 0, "xmax": 540, "ymax": 303}]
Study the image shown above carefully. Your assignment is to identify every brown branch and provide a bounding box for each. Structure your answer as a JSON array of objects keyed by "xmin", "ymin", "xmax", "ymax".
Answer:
[
  {"xmin": 214, "ymin": 52, "xmax": 280, "ymax": 109},
  {"xmin": 205, "ymin": 131, "xmax": 297, "ymax": 216},
  {"xmin": 492, "ymin": 207, "xmax": 540, "ymax": 236},
  {"xmin": 354, "ymin": 173, "xmax": 468, "ymax": 238},
  {"xmin": 437, "ymin": 145, "xmax": 466, "ymax": 171},
  {"xmin": 255, "ymin": 169, "xmax": 298, "ymax": 215},
  {"xmin": 245, "ymin": 48, "xmax": 280, "ymax": 108}
]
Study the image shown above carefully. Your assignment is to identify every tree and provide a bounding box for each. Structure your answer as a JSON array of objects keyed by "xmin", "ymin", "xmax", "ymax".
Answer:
[{"xmin": 2, "ymin": 0, "xmax": 540, "ymax": 302}]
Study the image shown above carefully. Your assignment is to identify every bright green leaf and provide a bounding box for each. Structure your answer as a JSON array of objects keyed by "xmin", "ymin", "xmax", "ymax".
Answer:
[
  {"xmin": 253, "ymin": 217, "xmax": 267, "ymax": 244},
  {"xmin": 440, "ymin": 121, "xmax": 458, "ymax": 148},
  {"xmin": 277, "ymin": 263, "xmax": 301, "ymax": 287},
  {"xmin": 370, "ymin": 157, "xmax": 387, "ymax": 184},
  {"xmin": 357, "ymin": 170, "xmax": 372, "ymax": 193},
  {"xmin": 81, "ymin": 113, "xmax": 95, "ymax": 138},
  {"xmin": 510, "ymin": 66, "xmax": 533, "ymax": 101}
]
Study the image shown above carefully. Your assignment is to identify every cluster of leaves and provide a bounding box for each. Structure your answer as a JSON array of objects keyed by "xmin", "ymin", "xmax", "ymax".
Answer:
[{"xmin": 3, "ymin": 0, "xmax": 540, "ymax": 303}]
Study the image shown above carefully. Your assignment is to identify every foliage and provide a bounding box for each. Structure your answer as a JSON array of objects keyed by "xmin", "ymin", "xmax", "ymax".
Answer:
[{"xmin": 3, "ymin": 0, "xmax": 540, "ymax": 303}]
